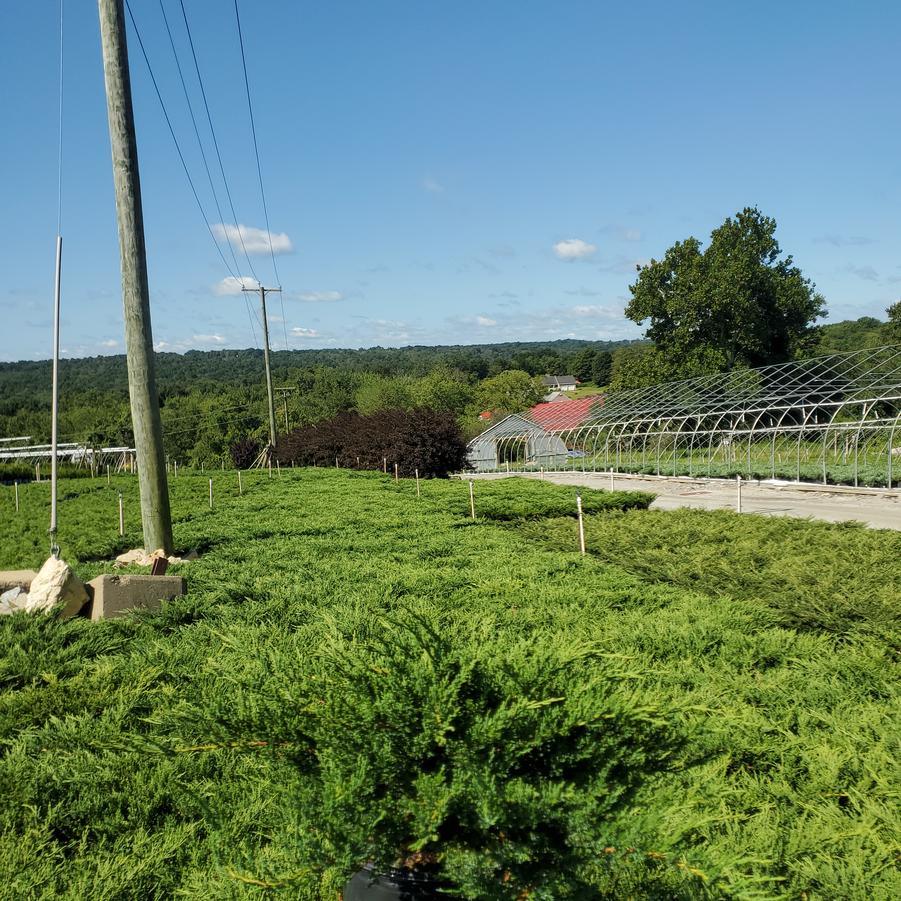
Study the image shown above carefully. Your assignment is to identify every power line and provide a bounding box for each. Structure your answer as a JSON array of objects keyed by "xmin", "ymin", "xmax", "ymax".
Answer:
[
  {"xmin": 176, "ymin": 0, "xmax": 260, "ymax": 284},
  {"xmin": 157, "ymin": 0, "xmax": 242, "ymax": 279},
  {"xmin": 124, "ymin": 0, "xmax": 239, "ymax": 284},
  {"xmin": 233, "ymin": 0, "xmax": 290, "ymax": 352}
]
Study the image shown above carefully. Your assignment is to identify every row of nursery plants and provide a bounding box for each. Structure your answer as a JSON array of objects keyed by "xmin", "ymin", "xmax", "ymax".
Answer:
[{"xmin": 0, "ymin": 471, "xmax": 898, "ymax": 899}]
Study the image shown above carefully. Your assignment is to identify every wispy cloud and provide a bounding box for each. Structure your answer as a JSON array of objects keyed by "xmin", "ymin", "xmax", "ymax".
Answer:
[
  {"xmin": 292, "ymin": 290, "xmax": 345, "ymax": 303},
  {"xmin": 553, "ymin": 238, "xmax": 597, "ymax": 261},
  {"xmin": 99, "ymin": 339, "xmax": 119, "ymax": 348},
  {"xmin": 564, "ymin": 286, "xmax": 604, "ymax": 297},
  {"xmin": 193, "ymin": 334, "xmax": 226, "ymax": 344},
  {"xmin": 422, "ymin": 176, "xmax": 444, "ymax": 193},
  {"xmin": 815, "ymin": 234, "xmax": 875, "ymax": 247},
  {"xmin": 846, "ymin": 264, "xmax": 879, "ymax": 282},
  {"xmin": 291, "ymin": 327, "xmax": 320, "ymax": 338},
  {"xmin": 212, "ymin": 223, "xmax": 293, "ymax": 255},
  {"xmin": 475, "ymin": 316, "xmax": 497, "ymax": 327},
  {"xmin": 600, "ymin": 224, "xmax": 642, "ymax": 242}
]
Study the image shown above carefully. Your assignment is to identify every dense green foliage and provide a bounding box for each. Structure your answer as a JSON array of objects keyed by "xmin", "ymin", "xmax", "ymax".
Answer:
[
  {"xmin": 0, "ymin": 471, "xmax": 898, "ymax": 898},
  {"xmin": 620, "ymin": 209, "xmax": 826, "ymax": 388}
]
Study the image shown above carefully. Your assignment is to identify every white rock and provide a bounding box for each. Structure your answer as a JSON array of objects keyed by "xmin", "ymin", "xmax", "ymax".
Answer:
[
  {"xmin": 24, "ymin": 556, "xmax": 89, "ymax": 619},
  {"xmin": 0, "ymin": 586, "xmax": 28, "ymax": 616}
]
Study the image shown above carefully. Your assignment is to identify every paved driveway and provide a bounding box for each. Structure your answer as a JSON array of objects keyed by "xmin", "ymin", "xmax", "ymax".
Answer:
[{"xmin": 469, "ymin": 471, "xmax": 901, "ymax": 531}]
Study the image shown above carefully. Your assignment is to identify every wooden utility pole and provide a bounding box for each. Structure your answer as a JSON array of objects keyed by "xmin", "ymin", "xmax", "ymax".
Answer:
[
  {"xmin": 98, "ymin": 0, "xmax": 173, "ymax": 553},
  {"xmin": 243, "ymin": 284, "xmax": 280, "ymax": 456},
  {"xmin": 275, "ymin": 386, "xmax": 298, "ymax": 432}
]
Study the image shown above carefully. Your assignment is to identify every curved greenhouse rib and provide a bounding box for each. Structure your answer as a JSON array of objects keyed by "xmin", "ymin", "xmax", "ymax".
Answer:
[{"xmin": 466, "ymin": 344, "xmax": 901, "ymax": 488}]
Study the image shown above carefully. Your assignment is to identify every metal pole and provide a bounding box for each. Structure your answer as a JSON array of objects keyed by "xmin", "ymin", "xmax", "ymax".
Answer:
[
  {"xmin": 576, "ymin": 493, "xmax": 586, "ymax": 556},
  {"xmin": 98, "ymin": 0, "xmax": 172, "ymax": 553},
  {"xmin": 49, "ymin": 235, "xmax": 62, "ymax": 555}
]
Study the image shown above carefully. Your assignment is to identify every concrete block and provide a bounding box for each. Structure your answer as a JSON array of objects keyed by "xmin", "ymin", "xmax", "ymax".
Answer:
[
  {"xmin": 0, "ymin": 570, "xmax": 38, "ymax": 591},
  {"xmin": 87, "ymin": 575, "xmax": 186, "ymax": 621}
]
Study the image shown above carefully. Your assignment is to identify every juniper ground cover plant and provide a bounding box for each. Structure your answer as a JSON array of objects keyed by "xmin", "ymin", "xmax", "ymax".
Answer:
[{"xmin": 0, "ymin": 470, "xmax": 898, "ymax": 899}]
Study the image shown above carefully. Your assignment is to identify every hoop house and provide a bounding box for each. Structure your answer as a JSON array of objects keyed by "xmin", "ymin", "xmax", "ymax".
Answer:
[{"xmin": 467, "ymin": 344, "xmax": 901, "ymax": 488}]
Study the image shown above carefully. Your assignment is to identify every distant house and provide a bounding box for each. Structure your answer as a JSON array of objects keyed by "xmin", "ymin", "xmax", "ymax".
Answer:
[{"xmin": 540, "ymin": 375, "xmax": 578, "ymax": 392}]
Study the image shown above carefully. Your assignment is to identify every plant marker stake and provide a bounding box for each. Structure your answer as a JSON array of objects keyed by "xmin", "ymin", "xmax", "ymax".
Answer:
[
  {"xmin": 610, "ymin": 468, "xmax": 614, "ymax": 490},
  {"xmin": 36, "ymin": 463, "xmax": 40, "ymax": 483},
  {"xmin": 238, "ymin": 470, "xmax": 243, "ymax": 495},
  {"xmin": 356, "ymin": 455, "xmax": 360, "ymax": 468},
  {"xmin": 209, "ymin": 478, "xmax": 213, "ymax": 509},
  {"xmin": 106, "ymin": 464, "xmax": 111, "ymax": 486},
  {"xmin": 268, "ymin": 459, "xmax": 272, "ymax": 479},
  {"xmin": 118, "ymin": 492, "xmax": 124, "ymax": 536},
  {"xmin": 415, "ymin": 468, "xmax": 420, "ymax": 498},
  {"xmin": 576, "ymin": 493, "xmax": 586, "ymax": 556},
  {"xmin": 469, "ymin": 480, "xmax": 476, "ymax": 519},
  {"xmin": 335, "ymin": 455, "xmax": 339, "ymax": 469},
  {"xmin": 221, "ymin": 459, "xmax": 224, "ymax": 471},
  {"xmin": 14, "ymin": 481, "xmax": 19, "ymax": 512},
  {"xmin": 394, "ymin": 462, "xmax": 399, "ymax": 482},
  {"xmin": 383, "ymin": 457, "xmax": 387, "ymax": 474},
  {"xmin": 736, "ymin": 474, "xmax": 742, "ymax": 514},
  {"xmin": 174, "ymin": 460, "xmax": 178, "ymax": 478},
  {"xmin": 201, "ymin": 462, "xmax": 204, "ymax": 473},
  {"xmin": 540, "ymin": 466, "xmax": 544, "ymax": 479}
]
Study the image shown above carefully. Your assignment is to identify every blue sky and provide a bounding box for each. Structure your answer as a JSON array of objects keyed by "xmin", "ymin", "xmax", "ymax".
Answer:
[{"xmin": 2, "ymin": 1, "xmax": 899, "ymax": 362}]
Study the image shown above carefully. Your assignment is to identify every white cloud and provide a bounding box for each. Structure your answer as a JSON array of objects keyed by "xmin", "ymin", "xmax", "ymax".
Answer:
[
  {"xmin": 570, "ymin": 304, "xmax": 618, "ymax": 319},
  {"xmin": 476, "ymin": 315, "xmax": 497, "ymax": 326},
  {"xmin": 422, "ymin": 176, "xmax": 444, "ymax": 193},
  {"xmin": 100, "ymin": 339, "xmax": 118, "ymax": 348},
  {"xmin": 294, "ymin": 290, "xmax": 344, "ymax": 303},
  {"xmin": 553, "ymin": 238, "xmax": 597, "ymax": 261},
  {"xmin": 213, "ymin": 276, "xmax": 258, "ymax": 295},
  {"xmin": 212, "ymin": 223, "xmax": 293, "ymax": 255},
  {"xmin": 291, "ymin": 327, "xmax": 320, "ymax": 338},
  {"xmin": 192, "ymin": 333, "xmax": 226, "ymax": 344}
]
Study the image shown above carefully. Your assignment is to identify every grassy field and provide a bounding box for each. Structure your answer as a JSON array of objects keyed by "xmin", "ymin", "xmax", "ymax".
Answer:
[{"xmin": 0, "ymin": 471, "xmax": 898, "ymax": 899}]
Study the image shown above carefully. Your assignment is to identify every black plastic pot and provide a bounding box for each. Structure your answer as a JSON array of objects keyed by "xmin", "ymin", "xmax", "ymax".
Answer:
[{"xmin": 344, "ymin": 864, "xmax": 451, "ymax": 900}]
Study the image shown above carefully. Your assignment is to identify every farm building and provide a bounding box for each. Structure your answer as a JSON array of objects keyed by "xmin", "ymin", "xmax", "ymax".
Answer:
[{"xmin": 467, "ymin": 414, "xmax": 571, "ymax": 471}]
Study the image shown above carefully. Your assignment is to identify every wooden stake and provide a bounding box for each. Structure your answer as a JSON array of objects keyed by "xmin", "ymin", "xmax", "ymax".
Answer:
[
  {"xmin": 107, "ymin": 464, "xmax": 111, "ymax": 486},
  {"xmin": 394, "ymin": 462, "xmax": 399, "ymax": 482},
  {"xmin": 469, "ymin": 480, "xmax": 476, "ymax": 519},
  {"xmin": 383, "ymin": 457, "xmax": 387, "ymax": 473},
  {"xmin": 335, "ymin": 456, "xmax": 339, "ymax": 469},
  {"xmin": 415, "ymin": 468, "xmax": 420, "ymax": 498},
  {"xmin": 610, "ymin": 468, "xmax": 614, "ymax": 490},
  {"xmin": 576, "ymin": 493, "xmax": 586, "ymax": 556},
  {"xmin": 238, "ymin": 470, "xmax": 243, "ymax": 495},
  {"xmin": 736, "ymin": 474, "xmax": 742, "ymax": 514},
  {"xmin": 277, "ymin": 459, "xmax": 281, "ymax": 475},
  {"xmin": 209, "ymin": 478, "xmax": 213, "ymax": 509},
  {"xmin": 36, "ymin": 463, "xmax": 40, "ymax": 483},
  {"xmin": 118, "ymin": 492, "xmax": 124, "ymax": 536},
  {"xmin": 14, "ymin": 481, "xmax": 19, "ymax": 512},
  {"xmin": 174, "ymin": 459, "xmax": 177, "ymax": 478},
  {"xmin": 268, "ymin": 459, "xmax": 272, "ymax": 478}
]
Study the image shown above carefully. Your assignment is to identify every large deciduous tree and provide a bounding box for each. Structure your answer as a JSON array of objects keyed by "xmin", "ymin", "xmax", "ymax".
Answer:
[{"xmin": 625, "ymin": 208, "xmax": 826, "ymax": 374}]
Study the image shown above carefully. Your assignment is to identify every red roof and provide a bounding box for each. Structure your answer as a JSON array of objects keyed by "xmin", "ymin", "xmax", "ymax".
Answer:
[{"xmin": 529, "ymin": 395, "xmax": 601, "ymax": 431}]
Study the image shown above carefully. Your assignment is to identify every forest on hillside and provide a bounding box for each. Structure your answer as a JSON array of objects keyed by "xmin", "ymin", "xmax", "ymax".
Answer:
[{"xmin": 0, "ymin": 316, "xmax": 895, "ymax": 467}]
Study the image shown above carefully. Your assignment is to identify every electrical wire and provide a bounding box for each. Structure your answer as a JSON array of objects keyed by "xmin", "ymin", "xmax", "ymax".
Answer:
[
  {"xmin": 157, "ymin": 0, "xmax": 242, "ymax": 279},
  {"xmin": 233, "ymin": 0, "xmax": 290, "ymax": 352},
  {"xmin": 176, "ymin": 0, "xmax": 260, "ymax": 284},
  {"xmin": 124, "ymin": 0, "xmax": 241, "ymax": 285}
]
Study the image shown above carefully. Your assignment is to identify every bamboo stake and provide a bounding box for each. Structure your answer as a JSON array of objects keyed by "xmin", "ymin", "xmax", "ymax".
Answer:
[
  {"xmin": 118, "ymin": 492, "xmax": 124, "ymax": 536},
  {"xmin": 238, "ymin": 470, "xmax": 243, "ymax": 495},
  {"xmin": 383, "ymin": 457, "xmax": 387, "ymax": 473},
  {"xmin": 394, "ymin": 462, "xmax": 399, "ymax": 482},
  {"xmin": 415, "ymin": 468, "xmax": 420, "ymax": 498},
  {"xmin": 209, "ymin": 478, "xmax": 213, "ymax": 509},
  {"xmin": 469, "ymin": 480, "xmax": 476, "ymax": 519},
  {"xmin": 736, "ymin": 474, "xmax": 742, "ymax": 513},
  {"xmin": 14, "ymin": 482, "xmax": 19, "ymax": 512},
  {"xmin": 107, "ymin": 464, "xmax": 111, "ymax": 486}
]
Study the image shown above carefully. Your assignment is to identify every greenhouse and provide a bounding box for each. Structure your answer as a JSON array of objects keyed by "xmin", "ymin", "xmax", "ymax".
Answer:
[{"xmin": 467, "ymin": 344, "xmax": 901, "ymax": 488}]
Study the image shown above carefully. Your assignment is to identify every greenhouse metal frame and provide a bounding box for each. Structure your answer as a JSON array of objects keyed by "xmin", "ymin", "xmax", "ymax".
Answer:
[{"xmin": 468, "ymin": 344, "xmax": 901, "ymax": 488}]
